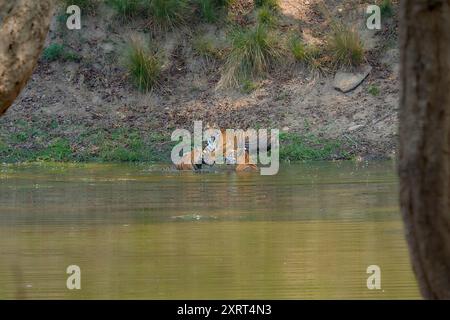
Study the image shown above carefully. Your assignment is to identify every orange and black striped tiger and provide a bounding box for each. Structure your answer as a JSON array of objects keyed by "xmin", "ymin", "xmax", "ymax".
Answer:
[{"xmin": 175, "ymin": 129, "xmax": 260, "ymax": 172}]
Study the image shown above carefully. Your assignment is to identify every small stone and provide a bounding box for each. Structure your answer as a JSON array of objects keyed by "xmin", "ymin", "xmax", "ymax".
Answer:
[
  {"xmin": 334, "ymin": 65, "xmax": 372, "ymax": 93},
  {"xmin": 102, "ymin": 42, "xmax": 115, "ymax": 54},
  {"xmin": 348, "ymin": 124, "xmax": 364, "ymax": 132}
]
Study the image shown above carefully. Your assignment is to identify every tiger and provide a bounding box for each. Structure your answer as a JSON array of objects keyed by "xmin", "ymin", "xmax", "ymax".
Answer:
[{"xmin": 175, "ymin": 128, "xmax": 259, "ymax": 172}]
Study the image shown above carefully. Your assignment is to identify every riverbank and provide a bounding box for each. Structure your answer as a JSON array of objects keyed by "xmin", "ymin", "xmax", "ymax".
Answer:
[{"xmin": 0, "ymin": 0, "xmax": 399, "ymax": 164}]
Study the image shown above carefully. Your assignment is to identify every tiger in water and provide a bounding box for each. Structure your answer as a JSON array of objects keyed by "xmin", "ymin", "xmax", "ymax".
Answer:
[{"xmin": 175, "ymin": 128, "xmax": 262, "ymax": 172}]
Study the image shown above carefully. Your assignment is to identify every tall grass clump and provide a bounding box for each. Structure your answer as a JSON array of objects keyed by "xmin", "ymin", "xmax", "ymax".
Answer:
[
  {"xmin": 107, "ymin": 0, "xmax": 140, "ymax": 18},
  {"xmin": 144, "ymin": 0, "xmax": 189, "ymax": 28},
  {"xmin": 197, "ymin": 0, "xmax": 229, "ymax": 22},
  {"xmin": 193, "ymin": 36, "xmax": 223, "ymax": 61},
  {"xmin": 289, "ymin": 36, "xmax": 322, "ymax": 68},
  {"xmin": 218, "ymin": 25, "xmax": 281, "ymax": 88},
  {"xmin": 328, "ymin": 23, "xmax": 364, "ymax": 67},
  {"xmin": 124, "ymin": 37, "xmax": 162, "ymax": 92},
  {"xmin": 257, "ymin": 5, "xmax": 277, "ymax": 27}
]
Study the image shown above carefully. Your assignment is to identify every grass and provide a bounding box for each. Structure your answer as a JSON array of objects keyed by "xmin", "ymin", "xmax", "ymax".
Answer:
[
  {"xmin": 279, "ymin": 132, "xmax": 349, "ymax": 161},
  {"xmin": 144, "ymin": 0, "xmax": 189, "ymax": 29},
  {"xmin": 0, "ymin": 125, "xmax": 350, "ymax": 163},
  {"xmin": 107, "ymin": 0, "xmax": 141, "ymax": 18},
  {"xmin": 193, "ymin": 36, "xmax": 223, "ymax": 60},
  {"xmin": 42, "ymin": 44, "xmax": 81, "ymax": 62},
  {"xmin": 368, "ymin": 84, "xmax": 380, "ymax": 96},
  {"xmin": 241, "ymin": 79, "xmax": 259, "ymax": 93},
  {"xmin": 380, "ymin": 0, "xmax": 393, "ymax": 17},
  {"xmin": 218, "ymin": 24, "xmax": 282, "ymax": 88},
  {"xmin": 38, "ymin": 139, "xmax": 72, "ymax": 162},
  {"xmin": 124, "ymin": 37, "xmax": 162, "ymax": 92},
  {"xmin": 196, "ymin": 0, "xmax": 229, "ymax": 23},
  {"xmin": 0, "ymin": 119, "xmax": 173, "ymax": 163},
  {"xmin": 256, "ymin": 5, "xmax": 277, "ymax": 27},
  {"xmin": 289, "ymin": 36, "xmax": 322, "ymax": 67},
  {"xmin": 328, "ymin": 23, "xmax": 364, "ymax": 67}
]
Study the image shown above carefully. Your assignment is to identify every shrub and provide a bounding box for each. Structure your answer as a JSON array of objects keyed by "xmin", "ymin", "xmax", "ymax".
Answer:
[
  {"xmin": 218, "ymin": 25, "xmax": 281, "ymax": 88},
  {"xmin": 328, "ymin": 23, "xmax": 364, "ymax": 67},
  {"xmin": 124, "ymin": 37, "xmax": 163, "ymax": 92}
]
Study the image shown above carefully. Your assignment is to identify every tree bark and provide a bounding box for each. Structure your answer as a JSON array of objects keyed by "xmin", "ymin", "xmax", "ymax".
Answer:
[
  {"xmin": 399, "ymin": 0, "xmax": 450, "ymax": 299},
  {"xmin": 0, "ymin": 0, "xmax": 55, "ymax": 115}
]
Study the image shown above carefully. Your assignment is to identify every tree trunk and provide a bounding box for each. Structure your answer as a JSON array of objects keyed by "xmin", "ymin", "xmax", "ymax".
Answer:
[
  {"xmin": 0, "ymin": 0, "xmax": 55, "ymax": 115},
  {"xmin": 399, "ymin": 0, "xmax": 450, "ymax": 299}
]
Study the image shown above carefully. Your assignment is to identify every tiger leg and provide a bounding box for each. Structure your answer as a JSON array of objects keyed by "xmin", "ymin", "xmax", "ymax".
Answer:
[{"xmin": 175, "ymin": 149, "xmax": 202, "ymax": 171}]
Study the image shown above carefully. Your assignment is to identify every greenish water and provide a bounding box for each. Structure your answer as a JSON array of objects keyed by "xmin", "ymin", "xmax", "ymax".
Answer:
[{"xmin": 0, "ymin": 161, "xmax": 420, "ymax": 299}]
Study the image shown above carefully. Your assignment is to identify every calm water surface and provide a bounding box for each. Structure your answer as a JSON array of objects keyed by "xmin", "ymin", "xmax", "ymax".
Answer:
[{"xmin": 0, "ymin": 161, "xmax": 420, "ymax": 299}]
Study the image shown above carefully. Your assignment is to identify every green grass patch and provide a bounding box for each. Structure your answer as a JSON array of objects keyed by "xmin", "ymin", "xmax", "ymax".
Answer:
[
  {"xmin": 0, "ymin": 122, "xmax": 174, "ymax": 163},
  {"xmin": 81, "ymin": 129, "xmax": 173, "ymax": 162},
  {"xmin": 240, "ymin": 79, "xmax": 259, "ymax": 93},
  {"xmin": 42, "ymin": 44, "xmax": 81, "ymax": 62},
  {"xmin": 368, "ymin": 84, "xmax": 380, "ymax": 96},
  {"xmin": 37, "ymin": 138, "xmax": 72, "ymax": 162},
  {"xmin": 218, "ymin": 24, "xmax": 282, "ymax": 88},
  {"xmin": 288, "ymin": 35, "xmax": 323, "ymax": 71},
  {"xmin": 280, "ymin": 132, "xmax": 349, "ymax": 161},
  {"xmin": 193, "ymin": 36, "xmax": 223, "ymax": 60},
  {"xmin": 256, "ymin": 5, "xmax": 277, "ymax": 27},
  {"xmin": 124, "ymin": 37, "xmax": 163, "ymax": 92}
]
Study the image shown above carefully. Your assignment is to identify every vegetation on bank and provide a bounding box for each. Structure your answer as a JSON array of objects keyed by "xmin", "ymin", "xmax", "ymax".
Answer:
[
  {"xmin": 0, "ymin": 119, "xmax": 351, "ymax": 163},
  {"xmin": 47, "ymin": 0, "xmax": 368, "ymax": 91},
  {"xmin": 125, "ymin": 37, "xmax": 163, "ymax": 92},
  {"xmin": 0, "ymin": 122, "xmax": 172, "ymax": 163}
]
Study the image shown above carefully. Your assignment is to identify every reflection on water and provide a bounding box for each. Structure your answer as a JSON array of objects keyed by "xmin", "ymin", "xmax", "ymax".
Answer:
[{"xmin": 0, "ymin": 161, "xmax": 419, "ymax": 299}]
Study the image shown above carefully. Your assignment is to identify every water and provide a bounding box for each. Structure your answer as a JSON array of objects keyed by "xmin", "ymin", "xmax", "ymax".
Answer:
[{"xmin": 0, "ymin": 161, "xmax": 420, "ymax": 299}]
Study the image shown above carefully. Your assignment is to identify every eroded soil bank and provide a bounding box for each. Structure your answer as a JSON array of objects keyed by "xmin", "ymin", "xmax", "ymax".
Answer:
[{"xmin": 0, "ymin": 1, "xmax": 399, "ymax": 163}]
